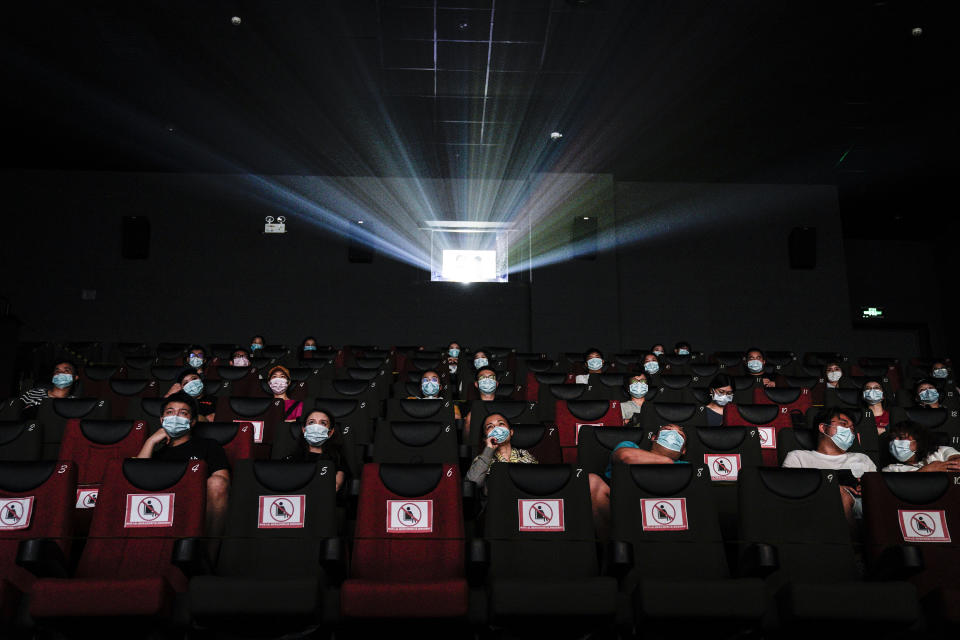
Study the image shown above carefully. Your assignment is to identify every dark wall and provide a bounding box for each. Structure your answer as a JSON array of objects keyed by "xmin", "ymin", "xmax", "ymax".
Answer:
[{"xmin": 0, "ymin": 170, "xmax": 924, "ymax": 361}]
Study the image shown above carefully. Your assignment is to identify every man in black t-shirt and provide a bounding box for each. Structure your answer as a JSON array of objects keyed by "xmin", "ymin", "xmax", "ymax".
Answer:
[{"xmin": 136, "ymin": 392, "xmax": 230, "ymax": 535}]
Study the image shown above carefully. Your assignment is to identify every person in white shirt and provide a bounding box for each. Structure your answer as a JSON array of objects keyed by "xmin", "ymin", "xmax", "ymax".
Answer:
[
  {"xmin": 575, "ymin": 348, "xmax": 605, "ymax": 384},
  {"xmin": 882, "ymin": 421, "xmax": 960, "ymax": 472},
  {"xmin": 783, "ymin": 408, "xmax": 876, "ymax": 525}
]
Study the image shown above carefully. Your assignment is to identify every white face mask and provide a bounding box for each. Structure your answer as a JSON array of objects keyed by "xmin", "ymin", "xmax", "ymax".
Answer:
[
  {"xmin": 712, "ymin": 393, "xmax": 734, "ymax": 406},
  {"xmin": 232, "ymin": 357, "xmax": 250, "ymax": 367},
  {"xmin": 826, "ymin": 370, "xmax": 842, "ymax": 383},
  {"xmin": 269, "ymin": 378, "xmax": 289, "ymax": 394}
]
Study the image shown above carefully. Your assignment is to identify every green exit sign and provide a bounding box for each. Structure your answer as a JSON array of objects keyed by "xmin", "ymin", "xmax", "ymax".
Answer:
[{"xmin": 861, "ymin": 306, "xmax": 885, "ymax": 319}]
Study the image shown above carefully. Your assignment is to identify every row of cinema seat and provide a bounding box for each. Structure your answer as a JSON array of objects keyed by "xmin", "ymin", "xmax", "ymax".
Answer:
[{"xmin": 1, "ymin": 458, "xmax": 957, "ymax": 634}]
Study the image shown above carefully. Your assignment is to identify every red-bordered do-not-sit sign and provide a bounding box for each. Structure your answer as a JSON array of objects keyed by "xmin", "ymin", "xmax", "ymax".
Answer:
[
  {"xmin": 258, "ymin": 495, "xmax": 306, "ymax": 528},
  {"xmin": 898, "ymin": 509, "xmax": 951, "ymax": 543},
  {"xmin": 641, "ymin": 498, "xmax": 689, "ymax": 531},
  {"xmin": 387, "ymin": 500, "xmax": 433, "ymax": 533},
  {"xmin": 518, "ymin": 498, "xmax": 565, "ymax": 532},
  {"xmin": 0, "ymin": 497, "xmax": 34, "ymax": 531},
  {"xmin": 124, "ymin": 493, "xmax": 175, "ymax": 528}
]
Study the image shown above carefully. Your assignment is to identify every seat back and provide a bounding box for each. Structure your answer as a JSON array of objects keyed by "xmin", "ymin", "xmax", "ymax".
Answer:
[
  {"xmin": 385, "ymin": 399, "xmax": 456, "ymax": 430},
  {"xmin": 576, "ymin": 426, "xmax": 649, "ymax": 478},
  {"xmin": 59, "ymin": 419, "xmax": 147, "ymax": 487},
  {"xmin": 35, "ymin": 398, "xmax": 111, "ymax": 459},
  {"xmin": 684, "ymin": 427, "xmax": 763, "ymax": 484},
  {"xmin": 723, "ymin": 403, "xmax": 792, "ymax": 466},
  {"xmin": 372, "ymin": 421, "xmax": 458, "ymax": 464},
  {"xmin": 639, "ymin": 402, "xmax": 707, "ymax": 434},
  {"xmin": 508, "ymin": 424, "xmax": 562, "ymax": 465},
  {"xmin": 106, "ymin": 379, "xmax": 160, "ymax": 420},
  {"xmin": 192, "ymin": 422, "xmax": 259, "ymax": 468},
  {"xmin": 467, "ymin": 401, "xmax": 539, "ymax": 450},
  {"xmin": 0, "ymin": 421, "xmax": 43, "ymax": 462},
  {"xmin": 216, "ymin": 396, "xmax": 284, "ymax": 449},
  {"xmin": 554, "ymin": 400, "xmax": 624, "ymax": 463}
]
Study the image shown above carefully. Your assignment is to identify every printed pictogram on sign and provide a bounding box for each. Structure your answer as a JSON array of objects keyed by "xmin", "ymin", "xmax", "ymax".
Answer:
[
  {"xmin": 124, "ymin": 493, "xmax": 175, "ymax": 528},
  {"xmin": 704, "ymin": 454, "xmax": 741, "ymax": 481},
  {"xmin": 258, "ymin": 495, "xmax": 306, "ymax": 528},
  {"xmin": 757, "ymin": 427, "xmax": 776, "ymax": 449},
  {"xmin": 518, "ymin": 498, "xmax": 565, "ymax": 532},
  {"xmin": 0, "ymin": 497, "xmax": 34, "ymax": 531},
  {"xmin": 640, "ymin": 498, "xmax": 689, "ymax": 531},
  {"xmin": 234, "ymin": 419, "xmax": 265, "ymax": 443},
  {"xmin": 387, "ymin": 500, "xmax": 433, "ymax": 533},
  {"xmin": 75, "ymin": 486, "xmax": 99, "ymax": 509},
  {"xmin": 898, "ymin": 509, "xmax": 951, "ymax": 543}
]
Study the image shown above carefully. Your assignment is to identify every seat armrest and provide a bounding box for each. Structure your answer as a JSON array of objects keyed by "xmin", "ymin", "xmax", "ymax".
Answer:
[
  {"xmin": 16, "ymin": 538, "xmax": 69, "ymax": 578},
  {"xmin": 171, "ymin": 537, "xmax": 212, "ymax": 576},
  {"xmin": 322, "ymin": 537, "xmax": 346, "ymax": 585},
  {"xmin": 467, "ymin": 538, "xmax": 489, "ymax": 587},
  {"xmin": 604, "ymin": 540, "xmax": 634, "ymax": 579},
  {"xmin": 363, "ymin": 443, "xmax": 374, "ymax": 461},
  {"xmin": 871, "ymin": 544, "xmax": 924, "ymax": 580},
  {"xmin": 738, "ymin": 543, "xmax": 779, "ymax": 578}
]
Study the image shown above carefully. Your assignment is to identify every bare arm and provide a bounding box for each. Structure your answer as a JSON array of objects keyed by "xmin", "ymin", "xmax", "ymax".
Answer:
[
  {"xmin": 614, "ymin": 447, "xmax": 674, "ymax": 465},
  {"xmin": 136, "ymin": 430, "xmax": 169, "ymax": 458}
]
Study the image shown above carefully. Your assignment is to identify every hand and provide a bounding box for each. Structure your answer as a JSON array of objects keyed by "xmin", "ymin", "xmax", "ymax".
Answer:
[
  {"xmin": 762, "ymin": 378, "xmax": 776, "ymax": 388},
  {"xmin": 920, "ymin": 459, "xmax": 960, "ymax": 472},
  {"xmin": 485, "ymin": 436, "xmax": 498, "ymax": 450},
  {"xmin": 843, "ymin": 484, "xmax": 862, "ymax": 497},
  {"xmin": 147, "ymin": 429, "xmax": 171, "ymax": 447},
  {"xmin": 164, "ymin": 383, "xmax": 182, "ymax": 397}
]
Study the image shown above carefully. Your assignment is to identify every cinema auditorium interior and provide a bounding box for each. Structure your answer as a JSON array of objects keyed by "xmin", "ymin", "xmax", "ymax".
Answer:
[{"xmin": 0, "ymin": 1, "xmax": 957, "ymax": 638}]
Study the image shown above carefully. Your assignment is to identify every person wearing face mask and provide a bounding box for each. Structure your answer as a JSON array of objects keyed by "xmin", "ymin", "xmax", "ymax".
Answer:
[
  {"xmin": 285, "ymin": 409, "xmax": 347, "ymax": 491},
  {"xmin": 249, "ymin": 335, "xmax": 265, "ymax": 355},
  {"xmin": 620, "ymin": 373, "xmax": 651, "ymax": 423},
  {"xmin": 823, "ymin": 361, "xmax": 847, "ymax": 389},
  {"xmin": 589, "ymin": 424, "xmax": 688, "ymax": 540},
  {"xmin": 267, "ymin": 365, "xmax": 303, "ymax": 422},
  {"xmin": 470, "ymin": 350, "xmax": 491, "ymax": 376},
  {"xmin": 136, "ymin": 393, "xmax": 230, "ymax": 535},
  {"xmin": 575, "ymin": 348, "xmax": 605, "ymax": 384},
  {"xmin": 921, "ymin": 362, "xmax": 960, "ymax": 408},
  {"xmin": 859, "ymin": 378, "xmax": 889, "ymax": 434},
  {"xmin": 743, "ymin": 348, "xmax": 776, "ymax": 389},
  {"xmin": 649, "ymin": 344, "xmax": 666, "ymax": 358},
  {"xmin": 674, "ymin": 341, "xmax": 692, "ymax": 357},
  {"xmin": 445, "ymin": 341, "xmax": 462, "ymax": 395},
  {"xmin": 639, "ymin": 352, "xmax": 663, "ymax": 386},
  {"xmin": 913, "ymin": 379, "xmax": 944, "ymax": 409},
  {"xmin": 185, "ymin": 345, "xmax": 207, "ymax": 375},
  {"xmin": 463, "ymin": 367, "xmax": 500, "ymax": 439},
  {"xmin": 881, "ymin": 421, "xmax": 960, "ymax": 473},
  {"xmin": 782, "ymin": 408, "xmax": 876, "ymax": 524},
  {"xmin": 465, "ymin": 413, "xmax": 537, "ymax": 490},
  {"xmin": 164, "ymin": 369, "xmax": 216, "ymax": 421},
  {"xmin": 705, "ymin": 374, "xmax": 735, "ymax": 427},
  {"xmin": 19, "ymin": 360, "xmax": 80, "ymax": 408},
  {"xmin": 299, "ymin": 336, "xmax": 320, "ymax": 360},
  {"xmin": 230, "ymin": 348, "xmax": 251, "ymax": 369}
]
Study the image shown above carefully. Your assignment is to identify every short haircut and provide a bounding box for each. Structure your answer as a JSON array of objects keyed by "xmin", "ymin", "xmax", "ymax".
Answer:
[
  {"xmin": 53, "ymin": 359, "xmax": 80, "ymax": 377},
  {"xmin": 744, "ymin": 347, "xmax": 765, "ymax": 359},
  {"xmin": 887, "ymin": 421, "xmax": 935, "ymax": 460},
  {"xmin": 161, "ymin": 392, "xmax": 199, "ymax": 421},
  {"xmin": 674, "ymin": 341, "xmax": 691, "ymax": 350},
  {"xmin": 187, "ymin": 344, "xmax": 206, "ymax": 357},
  {"xmin": 708, "ymin": 374, "xmax": 734, "ymax": 391},
  {"xmin": 176, "ymin": 368, "xmax": 202, "ymax": 386},
  {"xmin": 475, "ymin": 366, "xmax": 497, "ymax": 380},
  {"xmin": 584, "ymin": 347, "xmax": 604, "ymax": 360},
  {"xmin": 818, "ymin": 407, "xmax": 855, "ymax": 427}
]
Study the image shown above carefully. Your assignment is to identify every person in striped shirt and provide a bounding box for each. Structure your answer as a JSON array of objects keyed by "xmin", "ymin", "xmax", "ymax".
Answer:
[{"xmin": 19, "ymin": 360, "xmax": 79, "ymax": 407}]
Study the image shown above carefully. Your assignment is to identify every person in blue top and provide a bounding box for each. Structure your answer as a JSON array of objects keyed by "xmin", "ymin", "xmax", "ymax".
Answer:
[{"xmin": 588, "ymin": 424, "xmax": 688, "ymax": 540}]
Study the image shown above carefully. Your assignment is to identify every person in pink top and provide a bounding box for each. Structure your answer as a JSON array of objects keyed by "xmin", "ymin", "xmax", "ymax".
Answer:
[{"xmin": 267, "ymin": 365, "xmax": 303, "ymax": 422}]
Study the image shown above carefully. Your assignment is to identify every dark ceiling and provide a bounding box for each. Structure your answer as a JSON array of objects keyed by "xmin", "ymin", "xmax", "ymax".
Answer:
[{"xmin": 1, "ymin": 0, "xmax": 953, "ymax": 194}]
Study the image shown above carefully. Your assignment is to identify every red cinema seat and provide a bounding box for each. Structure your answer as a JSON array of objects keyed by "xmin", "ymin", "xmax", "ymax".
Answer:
[
  {"xmin": 192, "ymin": 421, "xmax": 261, "ymax": 468},
  {"xmin": 554, "ymin": 400, "xmax": 625, "ymax": 463},
  {"xmin": 723, "ymin": 404, "xmax": 793, "ymax": 467}
]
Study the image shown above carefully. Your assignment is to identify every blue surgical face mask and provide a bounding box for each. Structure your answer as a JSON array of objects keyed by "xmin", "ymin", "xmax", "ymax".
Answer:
[
  {"xmin": 643, "ymin": 361, "xmax": 660, "ymax": 375},
  {"xmin": 652, "ymin": 350, "xmax": 664, "ymax": 356},
  {"xmin": 474, "ymin": 357, "xmax": 488, "ymax": 369},
  {"xmin": 51, "ymin": 373, "xmax": 74, "ymax": 389},
  {"xmin": 250, "ymin": 343, "xmax": 263, "ymax": 351},
  {"xmin": 188, "ymin": 355, "xmax": 204, "ymax": 369},
  {"xmin": 919, "ymin": 388, "xmax": 940, "ymax": 405},
  {"xmin": 712, "ymin": 392, "xmax": 733, "ymax": 406},
  {"xmin": 183, "ymin": 379, "xmax": 204, "ymax": 398},
  {"xmin": 863, "ymin": 388, "xmax": 883, "ymax": 405},
  {"xmin": 628, "ymin": 381, "xmax": 648, "ymax": 398},
  {"xmin": 448, "ymin": 348, "xmax": 460, "ymax": 358},
  {"xmin": 488, "ymin": 426, "xmax": 510, "ymax": 444},
  {"xmin": 161, "ymin": 415, "xmax": 191, "ymax": 438},
  {"xmin": 656, "ymin": 429, "xmax": 685, "ymax": 453},
  {"xmin": 478, "ymin": 377, "xmax": 498, "ymax": 394},
  {"xmin": 932, "ymin": 368, "xmax": 948, "ymax": 379},
  {"xmin": 303, "ymin": 345, "xmax": 317, "ymax": 352},
  {"xmin": 421, "ymin": 379, "xmax": 440, "ymax": 397},
  {"xmin": 304, "ymin": 423, "xmax": 330, "ymax": 446},
  {"xmin": 677, "ymin": 348, "xmax": 690, "ymax": 356},
  {"xmin": 889, "ymin": 439, "xmax": 915, "ymax": 463},
  {"xmin": 586, "ymin": 357, "xmax": 603, "ymax": 371},
  {"xmin": 746, "ymin": 359, "xmax": 764, "ymax": 373},
  {"xmin": 829, "ymin": 425, "xmax": 855, "ymax": 451}
]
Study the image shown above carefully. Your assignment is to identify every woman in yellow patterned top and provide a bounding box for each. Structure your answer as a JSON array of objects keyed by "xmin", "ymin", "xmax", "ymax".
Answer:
[{"xmin": 465, "ymin": 413, "xmax": 537, "ymax": 489}]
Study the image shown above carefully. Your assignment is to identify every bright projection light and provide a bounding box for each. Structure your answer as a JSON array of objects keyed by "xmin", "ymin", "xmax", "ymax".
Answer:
[
  {"xmin": 550, "ymin": 131, "xmax": 563, "ymax": 140},
  {"xmin": 440, "ymin": 250, "xmax": 497, "ymax": 283}
]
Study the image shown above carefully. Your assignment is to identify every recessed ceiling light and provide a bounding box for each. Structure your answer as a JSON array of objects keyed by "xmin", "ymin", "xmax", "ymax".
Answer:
[
  {"xmin": 911, "ymin": 26, "xmax": 923, "ymax": 37},
  {"xmin": 550, "ymin": 131, "xmax": 563, "ymax": 140},
  {"xmin": 357, "ymin": 220, "xmax": 364, "ymax": 225},
  {"xmin": 457, "ymin": 21, "xmax": 470, "ymax": 31},
  {"xmin": 583, "ymin": 217, "xmax": 590, "ymax": 220},
  {"xmin": 231, "ymin": 16, "xmax": 242, "ymax": 26}
]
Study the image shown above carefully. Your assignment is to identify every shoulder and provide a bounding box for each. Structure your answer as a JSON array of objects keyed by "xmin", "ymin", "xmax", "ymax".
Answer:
[{"xmin": 782, "ymin": 450, "xmax": 807, "ymax": 467}]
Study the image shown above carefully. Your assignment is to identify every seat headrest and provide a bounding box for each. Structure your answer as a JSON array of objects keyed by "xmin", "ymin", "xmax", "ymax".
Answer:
[
  {"xmin": 550, "ymin": 384, "xmax": 587, "ymax": 400},
  {"xmin": 732, "ymin": 376, "xmax": 756, "ymax": 391},
  {"xmin": 110, "ymin": 379, "xmax": 153, "ymax": 396},
  {"xmin": 389, "ymin": 421, "xmax": 444, "ymax": 446},
  {"xmin": 379, "ymin": 463, "xmax": 443, "ymax": 497},
  {"xmin": 525, "ymin": 360, "xmax": 556, "ymax": 373},
  {"xmin": 261, "ymin": 346, "xmax": 287, "ymax": 359},
  {"xmin": 713, "ymin": 352, "xmax": 743, "ymax": 367},
  {"xmin": 809, "ymin": 353, "xmax": 843, "ymax": 366},
  {"xmin": 0, "ymin": 461, "xmax": 57, "ymax": 492},
  {"xmin": 286, "ymin": 368, "xmax": 311, "ymax": 382},
  {"xmin": 694, "ymin": 426, "xmax": 748, "ymax": 450},
  {"xmin": 217, "ymin": 366, "xmax": 252, "ymax": 381},
  {"xmin": 141, "ymin": 398, "xmax": 164, "ymax": 418},
  {"xmin": 903, "ymin": 407, "xmax": 947, "ymax": 429},
  {"xmin": 660, "ymin": 375, "xmax": 692, "ymax": 390},
  {"xmin": 411, "ymin": 357, "xmax": 440, "ymax": 370},
  {"xmin": 254, "ymin": 460, "xmax": 318, "ymax": 492},
  {"xmin": 356, "ymin": 357, "xmax": 386, "ymax": 368},
  {"xmin": 151, "ymin": 366, "xmax": 183, "ymax": 381},
  {"xmin": 79, "ymin": 420, "xmax": 135, "ymax": 445},
  {"xmin": 331, "ymin": 380, "xmax": 370, "ymax": 396},
  {"xmin": 229, "ymin": 397, "xmax": 277, "ymax": 417},
  {"xmin": 859, "ymin": 365, "xmax": 888, "ymax": 377},
  {"xmin": 486, "ymin": 401, "xmax": 531, "ymax": 421},
  {"xmin": 793, "ymin": 428, "xmax": 818, "ymax": 450},
  {"xmin": 191, "ymin": 422, "xmax": 240, "ymax": 445},
  {"xmin": 313, "ymin": 398, "xmax": 360, "ymax": 417},
  {"xmin": 596, "ymin": 373, "xmax": 625, "ymax": 387},
  {"xmin": 346, "ymin": 368, "xmax": 380, "ymax": 381},
  {"xmin": 53, "ymin": 398, "xmax": 101, "ymax": 418},
  {"xmin": 203, "ymin": 380, "xmax": 223, "ymax": 395},
  {"xmin": 122, "ymin": 459, "xmax": 187, "ymax": 491},
  {"xmin": 757, "ymin": 467, "xmax": 822, "ymax": 499},
  {"xmin": 535, "ymin": 373, "xmax": 567, "ymax": 385},
  {"xmin": 663, "ymin": 354, "xmax": 690, "ymax": 366},
  {"xmin": 125, "ymin": 356, "xmax": 155, "ymax": 369},
  {"xmin": 783, "ymin": 375, "xmax": 819, "ymax": 388},
  {"xmin": 507, "ymin": 464, "xmax": 571, "ymax": 496},
  {"xmin": 84, "ymin": 365, "xmax": 120, "ymax": 380},
  {"xmin": 765, "ymin": 352, "xmax": 796, "ymax": 366},
  {"xmin": 566, "ymin": 400, "xmax": 613, "ymax": 421},
  {"xmin": 509, "ymin": 424, "xmax": 546, "ymax": 449},
  {"xmin": 735, "ymin": 404, "xmax": 779, "ymax": 425},
  {"xmin": 613, "ymin": 354, "xmax": 639, "ymax": 365},
  {"xmin": 0, "ymin": 421, "xmax": 38, "ymax": 446},
  {"xmin": 654, "ymin": 403, "xmax": 697, "ymax": 423},
  {"xmin": 591, "ymin": 426, "xmax": 645, "ymax": 449},
  {"xmin": 690, "ymin": 363, "xmax": 719, "ymax": 377},
  {"xmin": 762, "ymin": 387, "xmax": 802, "ymax": 404},
  {"xmin": 365, "ymin": 349, "xmax": 392, "ymax": 359},
  {"xmin": 882, "ymin": 472, "xmax": 950, "ymax": 505},
  {"xmin": 834, "ymin": 388, "xmax": 861, "ymax": 406},
  {"xmin": 629, "ymin": 463, "xmax": 693, "ymax": 495},
  {"xmin": 398, "ymin": 399, "xmax": 446, "ymax": 419}
]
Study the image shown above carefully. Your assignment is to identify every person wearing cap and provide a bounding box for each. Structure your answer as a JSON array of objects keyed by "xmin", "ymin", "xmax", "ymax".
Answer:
[
  {"xmin": 164, "ymin": 368, "xmax": 216, "ymax": 421},
  {"xmin": 465, "ymin": 413, "xmax": 537, "ymax": 490},
  {"xmin": 267, "ymin": 365, "xmax": 303, "ymax": 422}
]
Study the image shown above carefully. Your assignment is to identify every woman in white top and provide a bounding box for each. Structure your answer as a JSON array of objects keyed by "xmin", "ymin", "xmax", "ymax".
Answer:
[{"xmin": 882, "ymin": 421, "xmax": 960, "ymax": 472}]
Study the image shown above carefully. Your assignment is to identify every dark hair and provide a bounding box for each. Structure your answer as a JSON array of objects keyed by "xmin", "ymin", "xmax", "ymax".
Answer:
[
  {"xmin": 232, "ymin": 348, "xmax": 250, "ymax": 359},
  {"xmin": 650, "ymin": 343, "xmax": 665, "ymax": 352},
  {"xmin": 887, "ymin": 421, "xmax": 935, "ymax": 460},
  {"xmin": 161, "ymin": 392, "xmax": 199, "ymax": 421},
  {"xmin": 176, "ymin": 368, "xmax": 202, "ymax": 386},
  {"xmin": 52, "ymin": 359, "xmax": 80, "ymax": 383},
  {"xmin": 859, "ymin": 377, "xmax": 889, "ymax": 409},
  {"xmin": 817, "ymin": 407, "xmax": 856, "ymax": 429},
  {"xmin": 250, "ymin": 335, "xmax": 265, "ymax": 344},
  {"xmin": 674, "ymin": 341, "xmax": 691, "ymax": 351},
  {"xmin": 624, "ymin": 371, "xmax": 649, "ymax": 391},
  {"xmin": 420, "ymin": 369, "xmax": 441, "ymax": 380},
  {"xmin": 301, "ymin": 336, "xmax": 317, "ymax": 349},
  {"xmin": 913, "ymin": 378, "xmax": 937, "ymax": 399},
  {"xmin": 641, "ymin": 351, "xmax": 659, "ymax": 362},
  {"xmin": 475, "ymin": 366, "xmax": 497, "ymax": 380},
  {"xmin": 187, "ymin": 344, "xmax": 206, "ymax": 357},
  {"xmin": 744, "ymin": 347, "xmax": 765, "ymax": 359},
  {"xmin": 296, "ymin": 407, "xmax": 342, "ymax": 458},
  {"xmin": 708, "ymin": 374, "xmax": 734, "ymax": 391},
  {"xmin": 584, "ymin": 347, "xmax": 604, "ymax": 360},
  {"xmin": 481, "ymin": 412, "xmax": 512, "ymax": 431}
]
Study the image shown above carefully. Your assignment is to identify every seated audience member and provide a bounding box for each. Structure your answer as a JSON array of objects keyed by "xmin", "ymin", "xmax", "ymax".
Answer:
[
  {"xmin": 744, "ymin": 348, "xmax": 776, "ymax": 388},
  {"xmin": 782, "ymin": 408, "xmax": 876, "ymax": 525},
  {"xmin": 705, "ymin": 374, "xmax": 735, "ymax": 426},
  {"xmin": 230, "ymin": 348, "xmax": 251, "ymax": 368},
  {"xmin": 445, "ymin": 340, "xmax": 462, "ymax": 394},
  {"xmin": 914, "ymin": 378, "xmax": 945, "ymax": 409},
  {"xmin": 589, "ymin": 424, "xmax": 688, "ymax": 540},
  {"xmin": 471, "ymin": 350, "xmax": 490, "ymax": 377},
  {"xmin": 860, "ymin": 378, "xmax": 890, "ymax": 434},
  {"xmin": 883, "ymin": 421, "xmax": 960, "ymax": 472},
  {"xmin": 186, "ymin": 344, "xmax": 208, "ymax": 374},
  {"xmin": 136, "ymin": 393, "xmax": 230, "ymax": 535},
  {"xmin": 929, "ymin": 360, "xmax": 951, "ymax": 381},
  {"xmin": 641, "ymin": 352, "xmax": 661, "ymax": 378},
  {"xmin": 576, "ymin": 347, "xmax": 605, "ymax": 384},
  {"xmin": 19, "ymin": 360, "xmax": 80, "ymax": 408},
  {"xmin": 464, "ymin": 366, "xmax": 500, "ymax": 438},
  {"xmin": 824, "ymin": 360, "xmax": 846, "ymax": 389},
  {"xmin": 674, "ymin": 341, "xmax": 692, "ymax": 356},
  {"xmin": 411, "ymin": 369, "xmax": 443, "ymax": 400},
  {"xmin": 446, "ymin": 341, "xmax": 461, "ymax": 368},
  {"xmin": 299, "ymin": 336, "xmax": 320, "ymax": 359},
  {"xmin": 165, "ymin": 369, "xmax": 216, "ymax": 421},
  {"xmin": 249, "ymin": 335, "xmax": 265, "ymax": 354},
  {"xmin": 620, "ymin": 373, "xmax": 651, "ymax": 422},
  {"xmin": 267, "ymin": 365, "xmax": 303, "ymax": 422},
  {"xmin": 650, "ymin": 344, "xmax": 665, "ymax": 357},
  {"xmin": 283, "ymin": 408, "xmax": 347, "ymax": 491},
  {"xmin": 466, "ymin": 413, "xmax": 537, "ymax": 490}
]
